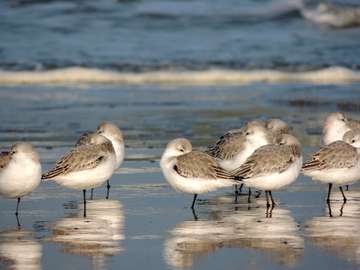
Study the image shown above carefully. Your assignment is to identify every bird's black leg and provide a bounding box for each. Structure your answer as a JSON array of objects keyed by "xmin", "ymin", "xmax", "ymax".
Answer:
[
  {"xmin": 269, "ymin": 191, "xmax": 276, "ymax": 206},
  {"xmin": 265, "ymin": 191, "xmax": 270, "ymax": 208},
  {"xmin": 192, "ymin": 207, "xmax": 198, "ymax": 220},
  {"xmin": 346, "ymin": 185, "xmax": 349, "ymax": 191},
  {"xmin": 106, "ymin": 180, "xmax": 111, "ymax": 200},
  {"xmin": 15, "ymin": 197, "xmax": 20, "ymax": 216},
  {"xmin": 327, "ymin": 201, "xmax": 333, "ymax": 217},
  {"xmin": 90, "ymin": 188, "xmax": 94, "ymax": 200},
  {"xmin": 247, "ymin": 188, "xmax": 252, "ymax": 203},
  {"xmin": 83, "ymin": 189, "xmax": 87, "ymax": 217},
  {"xmin": 266, "ymin": 203, "xmax": 274, "ymax": 218},
  {"xmin": 234, "ymin": 185, "xmax": 239, "ymax": 196},
  {"xmin": 339, "ymin": 201, "xmax": 346, "ymax": 217},
  {"xmin": 238, "ymin": 184, "xmax": 244, "ymax": 193},
  {"xmin": 270, "ymin": 203, "xmax": 275, "ymax": 217},
  {"xmin": 191, "ymin": 194, "xmax": 198, "ymax": 209},
  {"xmin": 326, "ymin": 183, "xmax": 333, "ymax": 203},
  {"xmin": 15, "ymin": 197, "xmax": 21, "ymax": 228},
  {"xmin": 339, "ymin": 186, "xmax": 347, "ymax": 203}
]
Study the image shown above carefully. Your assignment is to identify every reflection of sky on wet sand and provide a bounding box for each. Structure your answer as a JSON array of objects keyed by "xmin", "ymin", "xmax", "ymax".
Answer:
[
  {"xmin": 164, "ymin": 197, "xmax": 303, "ymax": 269},
  {"xmin": 305, "ymin": 191, "xmax": 360, "ymax": 265},
  {"xmin": 0, "ymin": 230, "xmax": 42, "ymax": 270},
  {"xmin": 50, "ymin": 200, "xmax": 124, "ymax": 270}
]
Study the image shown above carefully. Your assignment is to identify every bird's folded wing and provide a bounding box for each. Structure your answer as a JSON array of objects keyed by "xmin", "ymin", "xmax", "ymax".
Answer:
[
  {"xmin": 0, "ymin": 151, "xmax": 11, "ymax": 171},
  {"xmin": 175, "ymin": 151, "xmax": 235, "ymax": 180},
  {"xmin": 206, "ymin": 131, "xmax": 245, "ymax": 160},
  {"xmin": 302, "ymin": 141, "xmax": 357, "ymax": 170},
  {"xmin": 232, "ymin": 145, "xmax": 296, "ymax": 179},
  {"xmin": 42, "ymin": 145, "xmax": 107, "ymax": 179}
]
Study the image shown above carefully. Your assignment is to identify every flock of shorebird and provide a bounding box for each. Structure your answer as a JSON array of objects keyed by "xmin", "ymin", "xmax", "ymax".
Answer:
[{"xmin": 0, "ymin": 112, "xmax": 360, "ymax": 223}]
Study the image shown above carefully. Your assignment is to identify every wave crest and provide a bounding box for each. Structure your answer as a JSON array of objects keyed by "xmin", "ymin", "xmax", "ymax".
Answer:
[{"xmin": 0, "ymin": 66, "xmax": 359, "ymax": 86}]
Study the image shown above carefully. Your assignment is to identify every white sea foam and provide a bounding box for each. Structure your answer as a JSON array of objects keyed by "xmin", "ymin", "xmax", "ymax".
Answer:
[
  {"xmin": 300, "ymin": 2, "xmax": 360, "ymax": 28},
  {"xmin": 0, "ymin": 66, "xmax": 359, "ymax": 86}
]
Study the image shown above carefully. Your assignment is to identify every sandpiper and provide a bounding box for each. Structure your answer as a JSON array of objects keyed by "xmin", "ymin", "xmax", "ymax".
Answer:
[
  {"xmin": 160, "ymin": 138, "xmax": 236, "ymax": 212},
  {"xmin": 322, "ymin": 113, "xmax": 360, "ymax": 191},
  {"xmin": 77, "ymin": 121, "xmax": 124, "ymax": 199},
  {"xmin": 233, "ymin": 134, "xmax": 302, "ymax": 207},
  {"xmin": 266, "ymin": 118, "xmax": 290, "ymax": 140},
  {"xmin": 42, "ymin": 134, "xmax": 116, "ymax": 216},
  {"xmin": 0, "ymin": 143, "xmax": 42, "ymax": 226},
  {"xmin": 207, "ymin": 119, "xmax": 289, "ymax": 196},
  {"xmin": 207, "ymin": 121, "xmax": 275, "ymax": 172},
  {"xmin": 303, "ymin": 129, "xmax": 360, "ymax": 203},
  {"xmin": 322, "ymin": 112, "xmax": 360, "ymax": 146}
]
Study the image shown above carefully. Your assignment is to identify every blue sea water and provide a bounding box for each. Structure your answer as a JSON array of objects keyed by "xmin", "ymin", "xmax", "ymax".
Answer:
[{"xmin": 1, "ymin": 0, "xmax": 360, "ymax": 73}]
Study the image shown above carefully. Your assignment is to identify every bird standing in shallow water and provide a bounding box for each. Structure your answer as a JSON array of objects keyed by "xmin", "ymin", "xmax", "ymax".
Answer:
[
  {"xmin": 0, "ymin": 143, "xmax": 41, "ymax": 227},
  {"xmin": 160, "ymin": 138, "xmax": 236, "ymax": 218},
  {"xmin": 207, "ymin": 120, "xmax": 276, "ymax": 197},
  {"xmin": 232, "ymin": 134, "xmax": 302, "ymax": 208},
  {"xmin": 77, "ymin": 121, "xmax": 124, "ymax": 199},
  {"xmin": 322, "ymin": 112, "xmax": 360, "ymax": 191},
  {"xmin": 207, "ymin": 118, "xmax": 289, "ymax": 199},
  {"xmin": 303, "ymin": 129, "xmax": 360, "ymax": 203},
  {"xmin": 43, "ymin": 134, "xmax": 116, "ymax": 217}
]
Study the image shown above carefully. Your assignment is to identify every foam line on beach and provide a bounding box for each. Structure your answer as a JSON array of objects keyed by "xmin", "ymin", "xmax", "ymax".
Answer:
[{"xmin": 0, "ymin": 66, "xmax": 359, "ymax": 86}]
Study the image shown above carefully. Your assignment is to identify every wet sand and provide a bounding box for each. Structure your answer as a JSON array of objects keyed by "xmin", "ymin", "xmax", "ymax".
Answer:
[{"xmin": 0, "ymin": 83, "xmax": 360, "ymax": 270}]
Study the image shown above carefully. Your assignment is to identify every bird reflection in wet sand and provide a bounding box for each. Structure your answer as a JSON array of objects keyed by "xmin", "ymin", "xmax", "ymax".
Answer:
[
  {"xmin": 305, "ymin": 191, "xmax": 360, "ymax": 265},
  {"xmin": 0, "ymin": 229, "xmax": 42, "ymax": 270},
  {"xmin": 50, "ymin": 200, "xmax": 124, "ymax": 270},
  {"xmin": 164, "ymin": 197, "xmax": 303, "ymax": 269}
]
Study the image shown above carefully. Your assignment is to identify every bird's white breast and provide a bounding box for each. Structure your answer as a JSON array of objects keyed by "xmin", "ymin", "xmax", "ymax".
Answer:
[{"xmin": 0, "ymin": 154, "xmax": 41, "ymax": 198}]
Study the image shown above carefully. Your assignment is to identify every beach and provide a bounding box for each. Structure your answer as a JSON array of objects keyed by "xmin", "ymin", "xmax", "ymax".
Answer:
[{"xmin": 1, "ymin": 0, "xmax": 360, "ymax": 269}]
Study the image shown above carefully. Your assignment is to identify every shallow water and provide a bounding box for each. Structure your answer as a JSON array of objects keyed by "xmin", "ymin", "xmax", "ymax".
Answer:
[{"xmin": 0, "ymin": 84, "xmax": 360, "ymax": 270}]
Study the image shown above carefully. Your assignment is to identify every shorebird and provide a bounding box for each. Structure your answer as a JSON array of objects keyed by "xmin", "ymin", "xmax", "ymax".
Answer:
[
  {"xmin": 303, "ymin": 129, "xmax": 360, "ymax": 203},
  {"xmin": 233, "ymin": 134, "xmax": 302, "ymax": 207},
  {"xmin": 0, "ymin": 143, "xmax": 41, "ymax": 226},
  {"xmin": 322, "ymin": 112, "xmax": 360, "ymax": 146},
  {"xmin": 266, "ymin": 118, "xmax": 289, "ymax": 140},
  {"xmin": 42, "ymin": 134, "xmax": 116, "ymax": 216},
  {"xmin": 160, "ymin": 138, "xmax": 236, "ymax": 213},
  {"xmin": 207, "ymin": 119, "xmax": 289, "ymax": 197},
  {"xmin": 77, "ymin": 121, "xmax": 124, "ymax": 199},
  {"xmin": 322, "ymin": 112, "xmax": 360, "ymax": 191},
  {"xmin": 207, "ymin": 121, "xmax": 274, "ymax": 172}
]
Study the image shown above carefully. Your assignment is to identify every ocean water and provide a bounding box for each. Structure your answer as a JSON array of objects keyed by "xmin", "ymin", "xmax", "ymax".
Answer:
[
  {"xmin": 1, "ymin": 0, "xmax": 360, "ymax": 270},
  {"xmin": 1, "ymin": 0, "xmax": 360, "ymax": 76}
]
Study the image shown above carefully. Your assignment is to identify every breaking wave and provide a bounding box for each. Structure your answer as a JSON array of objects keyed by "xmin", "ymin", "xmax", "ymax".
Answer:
[
  {"xmin": 300, "ymin": 2, "xmax": 360, "ymax": 28},
  {"xmin": 0, "ymin": 66, "xmax": 359, "ymax": 86}
]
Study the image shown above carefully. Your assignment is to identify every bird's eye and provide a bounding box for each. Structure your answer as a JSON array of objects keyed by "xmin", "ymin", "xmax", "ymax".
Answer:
[
  {"xmin": 10, "ymin": 151, "xmax": 15, "ymax": 155},
  {"xmin": 245, "ymin": 132, "xmax": 250, "ymax": 136},
  {"xmin": 179, "ymin": 148, "xmax": 184, "ymax": 152},
  {"xmin": 352, "ymin": 139, "xmax": 356, "ymax": 143},
  {"xmin": 342, "ymin": 118, "xmax": 346, "ymax": 122}
]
